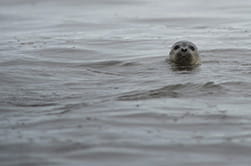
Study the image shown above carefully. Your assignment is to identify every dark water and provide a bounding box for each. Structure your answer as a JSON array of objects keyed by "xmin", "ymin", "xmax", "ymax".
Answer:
[{"xmin": 1, "ymin": 0, "xmax": 251, "ymax": 165}]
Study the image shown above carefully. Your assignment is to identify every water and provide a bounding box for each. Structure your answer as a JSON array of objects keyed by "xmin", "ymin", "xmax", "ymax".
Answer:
[{"xmin": 1, "ymin": 0, "xmax": 251, "ymax": 165}]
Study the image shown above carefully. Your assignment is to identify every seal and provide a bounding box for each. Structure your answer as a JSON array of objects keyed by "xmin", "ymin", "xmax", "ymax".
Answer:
[{"xmin": 169, "ymin": 41, "xmax": 200, "ymax": 66}]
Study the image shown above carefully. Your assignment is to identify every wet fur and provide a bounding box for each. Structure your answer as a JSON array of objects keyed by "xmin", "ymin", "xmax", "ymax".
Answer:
[{"xmin": 169, "ymin": 41, "xmax": 200, "ymax": 66}]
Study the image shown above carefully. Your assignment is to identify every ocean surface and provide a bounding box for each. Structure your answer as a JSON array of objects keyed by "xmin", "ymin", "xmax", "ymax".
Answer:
[{"xmin": 1, "ymin": 0, "xmax": 251, "ymax": 165}]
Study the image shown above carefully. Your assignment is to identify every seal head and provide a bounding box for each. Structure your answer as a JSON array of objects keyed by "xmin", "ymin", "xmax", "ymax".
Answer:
[{"xmin": 169, "ymin": 41, "xmax": 200, "ymax": 66}]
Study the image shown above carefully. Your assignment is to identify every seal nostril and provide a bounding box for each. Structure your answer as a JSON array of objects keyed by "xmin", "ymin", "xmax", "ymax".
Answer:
[{"xmin": 181, "ymin": 48, "xmax": 187, "ymax": 52}]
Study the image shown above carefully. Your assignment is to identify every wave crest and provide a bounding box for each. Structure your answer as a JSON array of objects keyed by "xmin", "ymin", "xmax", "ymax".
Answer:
[{"xmin": 118, "ymin": 82, "xmax": 224, "ymax": 100}]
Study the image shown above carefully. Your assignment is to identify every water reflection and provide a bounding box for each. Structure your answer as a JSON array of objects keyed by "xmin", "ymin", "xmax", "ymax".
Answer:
[{"xmin": 166, "ymin": 59, "xmax": 200, "ymax": 72}]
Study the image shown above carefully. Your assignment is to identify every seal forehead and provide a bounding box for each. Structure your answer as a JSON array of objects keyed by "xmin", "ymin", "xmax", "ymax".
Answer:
[{"xmin": 174, "ymin": 41, "xmax": 195, "ymax": 47}]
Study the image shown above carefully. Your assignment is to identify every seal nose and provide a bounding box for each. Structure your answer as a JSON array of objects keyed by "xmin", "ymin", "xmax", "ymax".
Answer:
[{"xmin": 181, "ymin": 48, "xmax": 187, "ymax": 52}]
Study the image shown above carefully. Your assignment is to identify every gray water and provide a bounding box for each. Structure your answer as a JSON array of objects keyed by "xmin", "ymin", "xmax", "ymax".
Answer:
[{"xmin": 1, "ymin": 0, "xmax": 251, "ymax": 166}]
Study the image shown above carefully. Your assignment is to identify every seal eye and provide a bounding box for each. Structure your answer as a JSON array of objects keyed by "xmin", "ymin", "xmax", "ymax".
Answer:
[
  {"xmin": 189, "ymin": 46, "xmax": 195, "ymax": 51},
  {"xmin": 174, "ymin": 45, "xmax": 180, "ymax": 50}
]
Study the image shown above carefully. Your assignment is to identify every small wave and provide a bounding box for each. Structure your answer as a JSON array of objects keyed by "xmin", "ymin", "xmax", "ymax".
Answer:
[
  {"xmin": 83, "ymin": 60, "xmax": 123, "ymax": 68},
  {"xmin": 118, "ymin": 82, "xmax": 225, "ymax": 100},
  {"xmin": 201, "ymin": 48, "xmax": 251, "ymax": 55},
  {"xmin": 0, "ymin": 59, "xmax": 77, "ymax": 68},
  {"xmin": 86, "ymin": 68, "xmax": 121, "ymax": 76},
  {"xmin": 34, "ymin": 47, "xmax": 97, "ymax": 55},
  {"xmin": 82, "ymin": 60, "xmax": 141, "ymax": 68},
  {"xmin": 13, "ymin": 102, "xmax": 57, "ymax": 108},
  {"xmin": 82, "ymin": 60, "xmax": 140, "ymax": 76}
]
